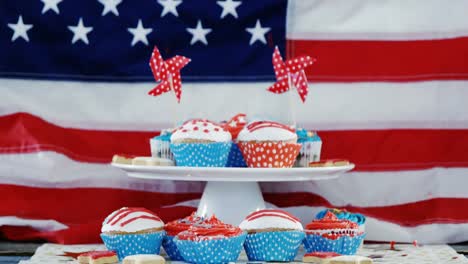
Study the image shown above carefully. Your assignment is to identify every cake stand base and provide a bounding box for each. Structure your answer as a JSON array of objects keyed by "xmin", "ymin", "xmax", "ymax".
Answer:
[{"xmin": 196, "ymin": 181, "xmax": 266, "ymax": 225}]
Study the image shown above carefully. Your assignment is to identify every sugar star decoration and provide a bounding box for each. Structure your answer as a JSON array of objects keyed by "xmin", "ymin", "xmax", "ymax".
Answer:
[
  {"xmin": 40, "ymin": 0, "xmax": 63, "ymax": 14},
  {"xmin": 157, "ymin": 0, "xmax": 182, "ymax": 17},
  {"xmin": 127, "ymin": 19, "xmax": 153, "ymax": 46},
  {"xmin": 186, "ymin": 20, "xmax": 212, "ymax": 45},
  {"xmin": 267, "ymin": 46, "xmax": 316, "ymax": 103},
  {"xmin": 246, "ymin": 19, "xmax": 270, "ymax": 45},
  {"xmin": 217, "ymin": 0, "xmax": 242, "ymax": 19},
  {"xmin": 68, "ymin": 18, "xmax": 93, "ymax": 44},
  {"xmin": 8, "ymin": 16, "xmax": 33, "ymax": 42},
  {"xmin": 148, "ymin": 46, "xmax": 191, "ymax": 103},
  {"xmin": 98, "ymin": 0, "xmax": 123, "ymax": 16}
]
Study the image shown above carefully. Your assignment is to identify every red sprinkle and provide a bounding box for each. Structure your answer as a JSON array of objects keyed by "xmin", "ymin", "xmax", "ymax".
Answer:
[
  {"xmin": 214, "ymin": 128, "xmax": 219, "ymax": 131},
  {"xmin": 390, "ymin": 241, "xmax": 396, "ymax": 250},
  {"xmin": 203, "ymin": 129, "xmax": 209, "ymax": 133},
  {"xmin": 203, "ymin": 123, "xmax": 208, "ymax": 126},
  {"xmin": 193, "ymin": 126, "xmax": 199, "ymax": 131},
  {"xmin": 182, "ymin": 129, "xmax": 188, "ymax": 133}
]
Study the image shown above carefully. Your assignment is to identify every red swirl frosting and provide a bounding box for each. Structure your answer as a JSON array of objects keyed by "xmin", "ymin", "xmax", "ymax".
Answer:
[
  {"xmin": 176, "ymin": 215, "xmax": 243, "ymax": 241},
  {"xmin": 306, "ymin": 211, "xmax": 358, "ymax": 230},
  {"xmin": 164, "ymin": 212, "xmax": 208, "ymax": 236}
]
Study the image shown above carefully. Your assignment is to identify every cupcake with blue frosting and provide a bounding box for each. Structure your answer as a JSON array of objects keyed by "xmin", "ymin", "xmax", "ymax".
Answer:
[
  {"xmin": 295, "ymin": 128, "xmax": 322, "ymax": 167},
  {"xmin": 150, "ymin": 129, "xmax": 174, "ymax": 162},
  {"xmin": 170, "ymin": 119, "xmax": 232, "ymax": 167},
  {"xmin": 316, "ymin": 208, "xmax": 366, "ymax": 234},
  {"xmin": 239, "ymin": 209, "xmax": 305, "ymax": 262},
  {"xmin": 100, "ymin": 207, "xmax": 165, "ymax": 260}
]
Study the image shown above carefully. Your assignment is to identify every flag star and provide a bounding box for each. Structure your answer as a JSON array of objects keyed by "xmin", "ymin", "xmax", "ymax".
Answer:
[
  {"xmin": 186, "ymin": 20, "xmax": 212, "ymax": 45},
  {"xmin": 68, "ymin": 18, "xmax": 93, "ymax": 45},
  {"xmin": 157, "ymin": 0, "xmax": 182, "ymax": 17},
  {"xmin": 246, "ymin": 19, "xmax": 271, "ymax": 45},
  {"xmin": 40, "ymin": 0, "xmax": 63, "ymax": 14},
  {"xmin": 229, "ymin": 120, "xmax": 237, "ymax": 127},
  {"xmin": 98, "ymin": 0, "xmax": 122, "ymax": 16},
  {"xmin": 127, "ymin": 19, "xmax": 153, "ymax": 46},
  {"xmin": 8, "ymin": 16, "xmax": 33, "ymax": 42},
  {"xmin": 217, "ymin": 0, "xmax": 241, "ymax": 19}
]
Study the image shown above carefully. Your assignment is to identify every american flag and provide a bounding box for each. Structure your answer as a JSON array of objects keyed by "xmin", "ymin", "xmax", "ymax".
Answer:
[{"xmin": 1, "ymin": 0, "xmax": 468, "ymax": 244}]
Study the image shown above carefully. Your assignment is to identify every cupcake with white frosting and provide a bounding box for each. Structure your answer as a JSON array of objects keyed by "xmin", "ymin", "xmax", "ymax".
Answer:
[
  {"xmin": 170, "ymin": 119, "xmax": 232, "ymax": 167},
  {"xmin": 100, "ymin": 207, "xmax": 165, "ymax": 260},
  {"xmin": 239, "ymin": 209, "xmax": 305, "ymax": 261},
  {"xmin": 237, "ymin": 121, "xmax": 301, "ymax": 168}
]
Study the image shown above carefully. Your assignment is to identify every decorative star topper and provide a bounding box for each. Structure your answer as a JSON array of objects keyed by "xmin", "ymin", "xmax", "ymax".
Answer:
[
  {"xmin": 267, "ymin": 46, "xmax": 316, "ymax": 102},
  {"xmin": 148, "ymin": 46, "xmax": 191, "ymax": 102}
]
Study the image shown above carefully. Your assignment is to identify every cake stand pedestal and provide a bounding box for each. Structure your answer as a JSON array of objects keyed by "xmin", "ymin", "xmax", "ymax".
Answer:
[{"xmin": 112, "ymin": 165, "xmax": 354, "ymax": 225}]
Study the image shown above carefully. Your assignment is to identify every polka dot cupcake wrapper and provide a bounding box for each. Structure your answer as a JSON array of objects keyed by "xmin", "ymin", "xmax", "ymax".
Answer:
[
  {"xmin": 243, "ymin": 230, "xmax": 305, "ymax": 262},
  {"xmin": 170, "ymin": 142, "xmax": 231, "ymax": 167},
  {"xmin": 100, "ymin": 231, "xmax": 165, "ymax": 260},
  {"xmin": 303, "ymin": 233, "xmax": 365, "ymax": 255},
  {"xmin": 174, "ymin": 233, "xmax": 247, "ymax": 264},
  {"xmin": 226, "ymin": 143, "xmax": 247, "ymax": 167},
  {"xmin": 238, "ymin": 142, "xmax": 301, "ymax": 168},
  {"xmin": 162, "ymin": 235, "xmax": 184, "ymax": 261}
]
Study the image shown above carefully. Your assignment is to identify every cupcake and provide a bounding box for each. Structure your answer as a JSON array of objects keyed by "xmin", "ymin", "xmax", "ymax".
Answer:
[
  {"xmin": 174, "ymin": 215, "xmax": 247, "ymax": 264},
  {"xmin": 303, "ymin": 211, "xmax": 365, "ymax": 255},
  {"xmin": 239, "ymin": 209, "xmax": 305, "ymax": 262},
  {"xmin": 100, "ymin": 207, "xmax": 165, "ymax": 260},
  {"xmin": 150, "ymin": 129, "xmax": 175, "ymax": 162},
  {"xmin": 223, "ymin": 113, "xmax": 248, "ymax": 167},
  {"xmin": 295, "ymin": 128, "xmax": 322, "ymax": 167},
  {"xmin": 170, "ymin": 119, "xmax": 232, "ymax": 167},
  {"xmin": 315, "ymin": 208, "xmax": 366, "ymax": 234},
  {"xmin": 163, "ymin": 212, "xmax": 207, "ymax": 261},
  {"xmin": 237, "ymin": 121, "xmax": 301, "ymax": 168}
]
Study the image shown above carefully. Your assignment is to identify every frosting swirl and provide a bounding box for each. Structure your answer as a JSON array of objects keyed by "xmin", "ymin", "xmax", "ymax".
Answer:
[
  {"xmin": 164, "ymin": 212, "xmax": 207, "ymax": 236},
  {"xmin": 239, "ymin": 209, "xmax": 303, "ymax": 231},
  {"xmin": 101, "ymin": 207, "xmax": 164, "ymax": 233},
  {"xmin": 171, "ymin": 119, "xmax": 231, "ymax": 142},
  {"xmin": 296, "ymin": 128, "xmax": 321, "ymax": 143},
  {"xmin": 176, "ymin": 215, "xmax": 243, "ymax": 241},
  {"xmin": 306, "ymin": 211, "xmax": 358, "ymax": 230},
  {"xmin": 237, "ymin": 121, "xmax": 297, "ymax": 142},
  {"xmin": 316, "ymin": 208, "xmax": 366, "ymax": 226}
]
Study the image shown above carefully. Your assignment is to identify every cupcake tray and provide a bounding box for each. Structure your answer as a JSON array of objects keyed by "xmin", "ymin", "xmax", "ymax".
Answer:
[{"xmin": 112, "ymin": 164, "xmax": 354, "ymax": 225}]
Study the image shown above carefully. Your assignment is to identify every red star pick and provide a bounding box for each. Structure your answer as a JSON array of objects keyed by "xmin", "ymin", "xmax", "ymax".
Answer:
[
  {"xmin": 267, "ymin": 46, "xmax": 316, "ymax": 103},
  {"xmin": 148, "ymin": 46, "xmax": 191, "ymax": 103}
]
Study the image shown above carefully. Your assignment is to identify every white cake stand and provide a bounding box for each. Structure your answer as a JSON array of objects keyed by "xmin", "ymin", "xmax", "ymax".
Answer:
[{"xmin": 112, "ymin": 164, "xmax": 354, "ymax": 225}]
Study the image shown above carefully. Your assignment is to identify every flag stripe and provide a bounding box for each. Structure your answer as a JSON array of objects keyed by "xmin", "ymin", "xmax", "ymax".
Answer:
[
  {"xmin": 2, "ymin": 78, "xmax": 468, "ymax": 131},
  {"xmin": 287, "ymin": 0, "xmax": 468, "ymax": 41},
  {"xmin": 288, "ymin": 38, "xmax": 468, "ymax": 82},
  {"xmin": 2, "ymin": 113, "xmax": 468, "ymax": 170}
]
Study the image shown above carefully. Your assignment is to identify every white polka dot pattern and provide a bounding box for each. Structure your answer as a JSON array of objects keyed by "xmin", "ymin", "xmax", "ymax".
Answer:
[
  {"xmin": 303, "ymin": 233, "xmax": 365, "ymax": 255},
  {"xmin": 162, "ymin": 235, "xmax": 184, "ymax": 261},
  {"xmin": 243, "ymin": 231, "xmax": 305, "ymax": 262},
  {"xmin": 170, "ymin": 142, "xmax": 231, "ymax": 167},
  {"xmin": 267, "ymin": 46, "xmax": 315, "ymax": 103},
  {"xmin": 147, "ymin": 46, "xmax": 191, "ymax": 103},
  {"xmin": 238, "ymin": 142, "xmax": 301, "ymax": 168},
  {"xmin": 100, "ymin": 231, "xmax": 164, "ymax": 260},
  {"xmin": 174, "ymin": 233, "xmax": 247, "ymax": 264}
]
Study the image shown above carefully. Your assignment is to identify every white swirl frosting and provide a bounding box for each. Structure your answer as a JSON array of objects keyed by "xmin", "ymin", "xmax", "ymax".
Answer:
[
  {"xmin": 101, "ymin": 207, "xmax": 164, "ymax": 233},
  {"xmin": 171, "ymin": 119, "xmax": 231, "ymax": 142}
]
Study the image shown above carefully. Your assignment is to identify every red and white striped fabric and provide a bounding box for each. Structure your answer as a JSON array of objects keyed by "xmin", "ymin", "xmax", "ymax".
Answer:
[{"xmin": 2, "ymin": 0, "xmax": 468, "ymax": 244}]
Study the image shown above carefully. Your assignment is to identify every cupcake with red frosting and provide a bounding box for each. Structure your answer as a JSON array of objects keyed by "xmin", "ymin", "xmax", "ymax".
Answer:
[
  {"xmin": 163, "ymin": 212, "xmax": 207, "ymax": 261},
  {"xmin": 239, "ymin": 209, "xmax": 305, "ymax": 261},
  {"xmin": 237, "ymin": 121, "xmax": 301, "ymax": 168},
  {"xmin": 100, "ymin": 207, "xmax": 165, "ymax": 260},
  {"xmin": 174, "ymin": 215, "xmax": 247, "ymax": 264},
  {"xmin": 303, "ymin": 211, "xmax": 365, "ymax": 255},
  {"xmin": 170, "ymin": 119, "xmax": 232, "ymax": 167}
]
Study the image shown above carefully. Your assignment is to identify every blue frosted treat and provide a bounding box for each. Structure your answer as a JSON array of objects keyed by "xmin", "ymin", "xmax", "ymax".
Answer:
[
  {"xmin": 295, "ymin": 128, "xmax": 322, "ymax": 167},
  {"xmin": 170, "ymin": 119, "xmax": 232, "ymax": 167},
  {"xmin": 239, "ymin": 209, "xmax": 305, "ymax": 262},
  {"xmin": 100, "ymin": 207, "xmax": 165, "ymax": 260},
  {"xmin": 304, "ymin": 211, "xmax": 364, "ymax": 255},
  {"xmin": 316, "ymin": 208, "xmax": 366, "ymax": 233},
  {"xmin": 150, "ymin": 129, "xmax": 174, "ymax": 161},
  {"xmin": 174, "ymin": 215, "xmax": 247, "ymax": 264}
]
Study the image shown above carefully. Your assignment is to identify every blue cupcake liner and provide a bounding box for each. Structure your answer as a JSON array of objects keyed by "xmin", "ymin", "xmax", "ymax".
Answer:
[
  {"xmin": 226, "ymin": 143, "xmax": 247, "ymax": 167},
  {"xmin": 170, "ymin": 142, "xmax": 231, "ymax": 167},
  {"xmin": 162, "ymin": 235, "xmax": 184, "ymax": 261},
  {"xmin": 174, "ymin": 233, "xmax": 247, "ymax": 264},
  {"xmin": 303, "ymin": 233, "xmax": 365, "ymax": 255},
  {"xmin": 100, "ymin": 231, "xmax": 165, "ymax": 260},
  {"xmin": 243, "ymin": 230, "xmax": 305, "ymax": 262}
]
